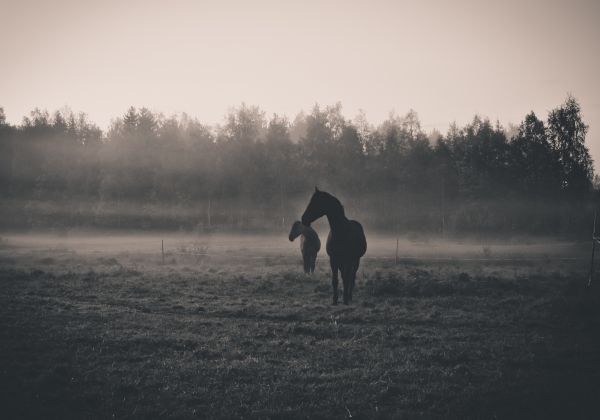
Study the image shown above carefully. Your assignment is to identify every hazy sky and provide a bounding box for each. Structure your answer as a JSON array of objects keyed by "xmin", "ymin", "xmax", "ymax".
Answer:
[{"xmin": 1, "ymin": 0, "xmax": 599, "ymax": 163}]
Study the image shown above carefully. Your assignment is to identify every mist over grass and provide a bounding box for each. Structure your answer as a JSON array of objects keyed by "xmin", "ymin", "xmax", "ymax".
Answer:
[
  {"xmin": 0, "ymin": 194, "xmax": 594, "ymax": 242},
  {"xmin": 0, "ymin": 232, "xmax": 583, "ymax": 262},
  {"xmin": 1, "ymin": 235, "xmax": 598, "ymax": 419}
]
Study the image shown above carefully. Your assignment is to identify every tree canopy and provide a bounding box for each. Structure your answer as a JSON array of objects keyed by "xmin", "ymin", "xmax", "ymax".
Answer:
[{"xmin": 0, "ymin": 96, "xmax": 595, "ymax": 235}]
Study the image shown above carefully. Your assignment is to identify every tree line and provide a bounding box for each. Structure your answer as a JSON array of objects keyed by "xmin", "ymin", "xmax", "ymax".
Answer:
[{"xmin": 0, "ymin": 96, "xmax": 596, "ymax": 235}]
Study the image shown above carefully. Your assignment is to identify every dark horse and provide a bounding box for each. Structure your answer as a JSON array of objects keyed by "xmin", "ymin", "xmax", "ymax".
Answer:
[
  {"xmin": 288, "ymin": 221, "xmax": 321, "ymax": 274},
  {"xmin": 301, "ymin": 188, "xmax": 367, "ymax": 304}
]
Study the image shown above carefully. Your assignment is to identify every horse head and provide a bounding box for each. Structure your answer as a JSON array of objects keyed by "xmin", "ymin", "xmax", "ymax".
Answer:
[
  {"xmin": 301, "ymin": 187, "xmax": 327, "ymax": 226},
  {"xmin": 288, "ymin": 221, "xmax": 304, "ymax": 241}
]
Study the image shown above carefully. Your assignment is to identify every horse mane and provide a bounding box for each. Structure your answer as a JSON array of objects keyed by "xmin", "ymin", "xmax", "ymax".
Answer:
[{"xmin": 321, "ymin": 191, "xmax": 345, "ymax": 218}]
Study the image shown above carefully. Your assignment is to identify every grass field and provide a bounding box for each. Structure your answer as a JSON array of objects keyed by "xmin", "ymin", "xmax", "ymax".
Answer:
[{"xmin": 1, "ymin": 232, "xmax": 599, "ymax": 419}]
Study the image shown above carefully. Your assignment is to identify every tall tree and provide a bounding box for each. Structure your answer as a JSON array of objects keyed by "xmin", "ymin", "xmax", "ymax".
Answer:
[
  {"xmin": 510, "ymin": 112, "xmax": 559, "ymax": 196},
  {"xmin": 222, "ymin": 103, "xmax": 266, "ymax": 144},
  {"xmin": 547, "ymin": 95, "xmax": 593, "ymax": 197}
]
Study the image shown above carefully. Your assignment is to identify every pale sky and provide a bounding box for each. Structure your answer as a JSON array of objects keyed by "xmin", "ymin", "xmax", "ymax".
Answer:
[{"xmin": 1, "ymin": 0, "xmax": 599, "ymax": 165}]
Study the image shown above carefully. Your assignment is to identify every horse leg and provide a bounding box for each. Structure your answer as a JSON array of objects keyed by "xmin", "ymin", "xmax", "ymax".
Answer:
[
  {"xmin": 330, "ymin": 258, "xmax": 339, "ymax": 305},
  {"xmin": 341, "ymin": 264, "xmax": 350, "ymax": 305},
  {"xmin": 302, "ymin": 252, "xmax": 310, "ymax": 274},
  {"xmin": 349, "ymin": 259, "xmax": 360, "ymax": 303},
  {"xmin": 311, "ymin": 253, "xmax": 317, "ymax": 273}
]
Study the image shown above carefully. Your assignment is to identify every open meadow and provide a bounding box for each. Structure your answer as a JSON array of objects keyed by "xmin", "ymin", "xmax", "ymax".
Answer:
[{"xmin": 1, "ymin": 232, "xmax": 600, "ymax": 419}]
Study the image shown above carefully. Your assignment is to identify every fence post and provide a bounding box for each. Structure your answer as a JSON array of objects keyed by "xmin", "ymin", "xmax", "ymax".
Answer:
[
  {"xmin": 207, "ymin": 198, "xmax": 212, "ymax": 229},
  {"xmin": 589, "ymin": 211, "xmax": 597, "ymax": 287}
]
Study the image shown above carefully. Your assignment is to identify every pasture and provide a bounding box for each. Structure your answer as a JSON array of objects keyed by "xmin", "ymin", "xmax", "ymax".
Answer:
[{"xmin": 1, "ymin": 232, "xmax": 599, "ymax": 419}]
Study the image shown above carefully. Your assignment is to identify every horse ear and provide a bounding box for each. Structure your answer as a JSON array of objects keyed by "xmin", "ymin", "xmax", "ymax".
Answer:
[{"xmin": 315, "ymin": 186, "xmax": 319, "ymax": 192}]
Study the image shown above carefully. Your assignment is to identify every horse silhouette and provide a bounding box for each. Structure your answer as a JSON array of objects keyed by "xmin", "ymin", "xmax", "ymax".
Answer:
[
  {"xmin": 301, "ymin": 187, "xmax": 367, "ymax": 304},
  {"xmin": 288, "ymin": 221, "xmax": 321, "ymax": 274}
]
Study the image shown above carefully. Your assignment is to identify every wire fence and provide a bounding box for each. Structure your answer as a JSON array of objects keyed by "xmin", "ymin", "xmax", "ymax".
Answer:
[{"xmin": 161, "ymin": 249, "xmax": 582, "ymax": 263}]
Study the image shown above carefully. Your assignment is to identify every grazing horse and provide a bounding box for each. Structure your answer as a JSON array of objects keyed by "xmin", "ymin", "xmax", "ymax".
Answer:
[
  {"xmin": 288, "ymin": 221, "xmax": 321, "ymax": 274},
  {"xmin": 301, "ymin": 188, "xmax": 367, "ymax": 304}
]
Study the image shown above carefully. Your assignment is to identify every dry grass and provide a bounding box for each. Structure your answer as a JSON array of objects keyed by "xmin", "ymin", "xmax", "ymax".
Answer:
[{"xmin": 1, "ymin": 234, "xmax": 599, "ymax": 419}]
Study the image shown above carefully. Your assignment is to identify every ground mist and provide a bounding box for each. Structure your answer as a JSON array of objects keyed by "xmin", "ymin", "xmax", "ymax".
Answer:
[{"xmin": 1, "ymin": 234, "xmax": 599, "ymax": 419}]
